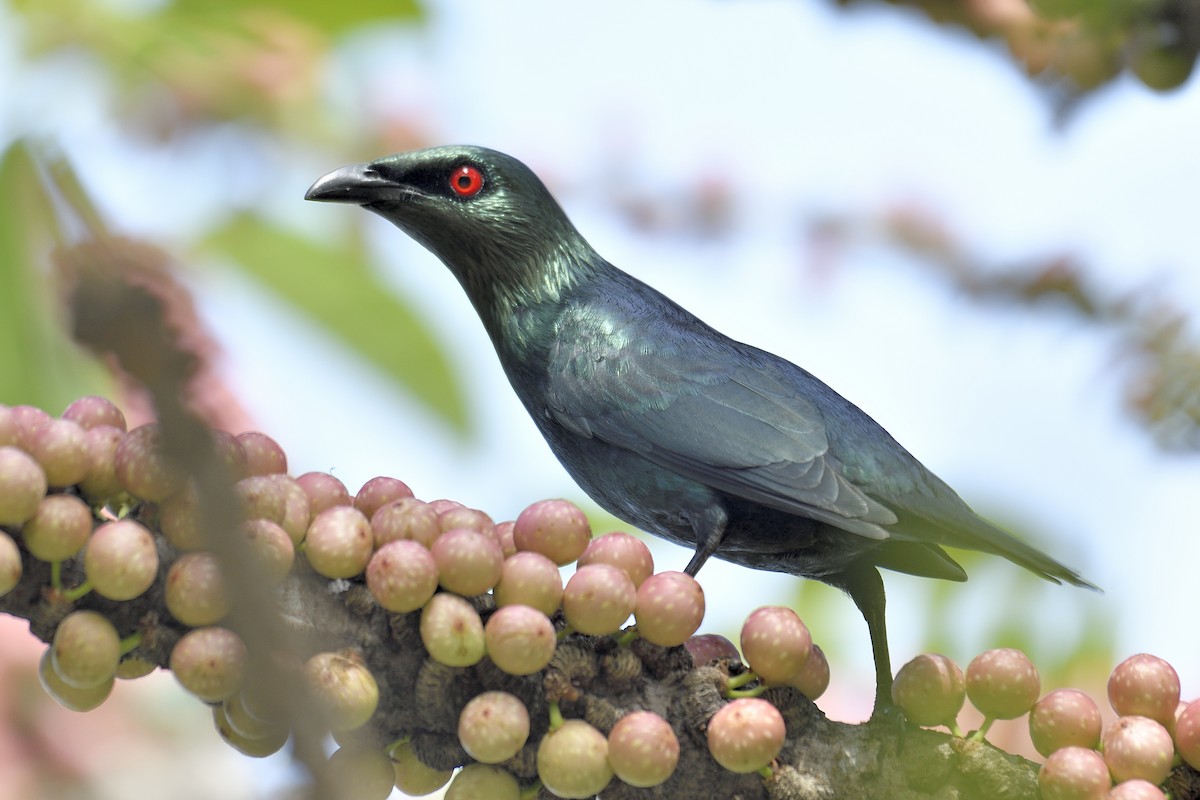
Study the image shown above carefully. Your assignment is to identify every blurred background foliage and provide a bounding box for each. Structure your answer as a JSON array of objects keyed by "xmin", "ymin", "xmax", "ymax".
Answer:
[{"xmin": 0, "ymin": 0, "xmax": 1196, "ymax": 794}]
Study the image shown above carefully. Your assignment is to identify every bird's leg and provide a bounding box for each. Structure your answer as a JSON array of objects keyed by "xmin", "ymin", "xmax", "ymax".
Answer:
[
  {"xmin": 682, "ymin": 505, "xmax": 729, "ymax": 577},
  {"xmin": 841, "ymin": 563, "xmax": 896, "ymax": 720}
]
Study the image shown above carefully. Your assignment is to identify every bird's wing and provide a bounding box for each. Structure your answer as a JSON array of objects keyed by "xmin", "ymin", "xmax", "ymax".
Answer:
[{"xmin": 544, "ymin": 320, "xmax": 897, "ymax": 540}]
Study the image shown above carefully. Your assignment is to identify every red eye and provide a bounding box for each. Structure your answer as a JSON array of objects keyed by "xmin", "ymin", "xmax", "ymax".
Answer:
[{"xmin": 450, "ymin": 165, "xmax": 484, "ymax": 198}]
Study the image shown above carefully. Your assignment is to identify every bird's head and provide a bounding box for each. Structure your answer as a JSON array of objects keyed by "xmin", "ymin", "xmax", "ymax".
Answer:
[{"xmin": 305, "ymin": 145, "xmax": 598, "ymax": 314}]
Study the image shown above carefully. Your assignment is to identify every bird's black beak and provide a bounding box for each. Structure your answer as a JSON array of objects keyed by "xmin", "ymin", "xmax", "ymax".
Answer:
[{"xmin": 304, "ymin": 163, "xmax": 398, "ymax": 205}]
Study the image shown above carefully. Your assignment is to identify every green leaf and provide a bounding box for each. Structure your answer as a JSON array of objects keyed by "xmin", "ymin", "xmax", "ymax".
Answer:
[
  {"xmin": 201, "ymin": 214, "xmax": 470, "ymax": 435},
  {"xmin": 0, "ymin": 140, "xmax": 110, "ymax": 408},
  {"xmin": 167, "ymin": 0, "xmax": 424, "ymax": 35}
]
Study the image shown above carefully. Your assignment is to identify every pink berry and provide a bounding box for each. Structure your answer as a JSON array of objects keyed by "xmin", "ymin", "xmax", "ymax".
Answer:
[
  {"xmin": 236, "ymin": 431, "xmax": 287, "ymax": 476},
  {"xmin": 233, "ymin": 475, "xmax": 288, "ymax": 524},
  {"xmin": 513, "ymin": 499, "xmax": 591, "ymax": 566},
  {"xmin": 562, "ymin": 563, "xmax": 636, "ymax": 635},
  {"xmin": 685, "ymin": 633, "xmax": 740, "ymax": 666},
  {"xmin": 0, "ymin": 445, "xmax": 48, "ymax": 525},
  {"xmin": 1178, "ymin": 699, "xmax": 1200, "ymax": 770},
  {"xmin": 305, "ymin": 506, "xmax": 373, "ymax": 579},
  {"xmin": 28, "ymin": 418, "xmax": 90, "ymax": 488},
  {"xmin": 493, "ymin": 550, "xmax": 563, "ymax": 616},
  {"xmin": 607, "ymin": 710, "xmax": 679, "ymax": 788},
  {"xmin": 706, "ymin": 697, "xmax": 786, "ymax": 773},
  {"xmin": 965, "ymin": 648, "xmax": 1040, "ymax": 720},
  {"xmin": 166, "ymin": 551, "xmax": 231, "ymax": 626},
  {"xmin": 85, "ymin": 519, "xmax": 159, "ymax": 601},
  {"xmin": 788, "ymin": 643, "xmax": 830, "ymax": 700},
  {"xmin": 21, "ymin": 493, "xmax": 93, "ymax": 562},
  {"xmin": 493, "ymin": 520, "xmax": 517, "ymax": 558},
  {"xmin": 740, "ymin": 606, "xmax": 812, "ymax": 685},
  {"xmin": 1029, "ymin": 688, "xmax": 1102, "ymax": 756},
  {"xmin": 62, "ymin": 396, "xmax": 126, "ymax": 431},
  {"xmin": 577, "ymin": 532, "xmax": 654, "ymax": 587},
  {"xmin": 430, "ymin": 528, "xmax": 503, "ymax": 596},
  {"xmin": 114, "ymin": 424, "xmax": 183, "ymax": 502},
  {"xmin": 438, "ymin": 506, "xmax": 494, "ymax": 536},
  {"xmin": 1107, "ymin": 780, "xmax": 1167, "ymax": 800},
  {"xmin": 0, "ymin": 532, "xmax": 20, "ymax": 597},
  {"xmin": 170, "ymin": 626, "xmax": 248, "ymax": 703},
  {"xmin": 77, "ymin": 425, "xmax": 125, "ymax": 504},
  {"xmin": 240, "ymin": 519, "xmax": 295, "ymax": 585},
  {"xmin": 892, "ymin": 653, "xmax": 966, "ymax": 727},
  {"xmin": 296, "ymin": 471, "xmax": 351, "ymax": 516},
  {"xmin": 1038, "ymin": 746, "xmax": 1111, "ymax": 800},
  {"xmin": 353, "ymin": 476, "xmax": 413, "ymax": 520},
  {"xmin": 51, "ymin": 610, "xmax": 120, "ymax": 689},
  {"xmin": 484, "ymin": 604, "xmax": 557, "ymax": 676},
  {"xmin": 457, "ymin": 690, "xmax": 530, "ymax": 764},
  {"xmin": 370, "ymin": 498, "xmax": 440, "ymax": 548},
  {"xmin": 304, "ymin": 651, "xmax": 379, "ymax": 733},
  {"xmin": 1101, "ymin": 715, "xmax": 1174, "ymax": 785},
  {"xmin": 1107, "ymin": 653, "xmax": 1180, "ymax": 728},
  {"xmin": 419, "ymin": 593, "xmax": 486, "ymax": 667},
  {"xmin": 366, "ymin": 540, "xmax": 438, "ymax": 612},
  {"xmin": 634, "ymin": 571, "xmax": 705, "ymax": 647}
]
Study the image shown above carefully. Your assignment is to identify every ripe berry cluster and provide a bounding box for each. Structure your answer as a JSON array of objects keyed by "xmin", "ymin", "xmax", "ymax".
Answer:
[{"xmin": 892, "ymin": 648, "xmax": 1199, "ymax": 798}]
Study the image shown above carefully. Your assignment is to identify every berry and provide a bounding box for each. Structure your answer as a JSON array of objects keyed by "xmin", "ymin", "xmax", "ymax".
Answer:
[
  {"xmin": 419, "ymin": 592, "xmax": 486, "ymax": 667},
  {"xmin": 296, "ymin": 471, "xmax": 351, "ymax": 516},
  {"xmin": 493, "ymin": 550, "xmax": 563, "ymax": 615},
  {"xmin": 0, "ymin": 445, "xmax": 48, "ymax": 525},
  {"xmin": 62, "ymin": 396, "xmax": 126, "ymax": 431},
  {"xmin": 562, "ymin": 563, "xmax": 637, "ymax": 636},
  {"xmin": 305, "ymin": 506, "xmax": 373, "ymax": 579},
  {"xmin": 85, "ymin": 519, "xmax": 159, "ymax": 601},
  {"xmin": 513, "ymin": 498, "xmax": 591, "ymax": 566},
  {"xmin": 51, "ymin": 610, "xmax": 120, "ymax": 689},
  {"xmin": 493, "ymin": 520, "xmax": 517, "ymax": 557},
  {"xmin": 353, "ymin": 476, "xmax": 413, "ymax": 520},
  {"xmin": 326, "ymin": 747, "xmax": 396, "ymax": 800},
  {"xmin": 366, "ymin": 540, "xmax": 438, "ymax": 612},
  {"xmin": 170, "ymin": 626, "xmax": 248, "ymax": 702},
  {"xmin": 240, "ymin": 519, "xmax": 295, "ymax": 585},
  {"xmin": 685, "ymin": 633, "xmax": 740, "ymax": 666},
  {"xmin": 484, "ymin": 604, "xmax": 557, "ymax": 676},
  {"xmin": 1107, "ymin": 780, "xmax": 1167, "ymax": 800},
  {"xmin": 1101, "ymin": 715, "xmax": 1174, "ymax": 785},
  {"xmin": 371, "ymin": 497, "xmax": 440, "ymax": 548},
  {"xmin": 21, "ymin": 493, "xmax": 93, "ymax": 562},
  {"xmin": 457, "ymin": 690, "xmax": 530, "ymax": 764},
  {"xmin": 0, "ymin": 405, "xmax": 14, "ymax": 447},
  {"xmin": 892, "ymin": 653, "xmax": 966, "ymax": 728},
  {"xmin": 233, "ymin": 475, "xmax": 289, "ymax": 523},
  {"xmin": 431, "ymin": 527, "xmax": 504, "ymax": 596},
  {"xmin": 166, "ymin": 551, "xmax": 231, "ymax": 626},
  {"xmin": 28, "ymin": 418, "xmax": 90, "ymax": 487},
  {"xmin": 577, "ymin": 531, "xmax": 654, "ymax": 587},
  {"xmin": 236, "ymin": 431, "xmax": 287, "ymax": 476},
  {"xmin": 445, "ymin": 764, "xmax": 520, "ymax": 800},
  {"xmin": 222, "ymin": 691, "xmax": 286, "ymax": 741},
  {"xmin": 1029, "ymin": 688, "xmax": 1102, "ymax": 756},
  {"xmin": 607, "ymin": 710, "xmax": 680, "ymax": 788},
  {"xmin": 634, "ymin": 570, "xmax": 705, "ymax": 647},
  {"xmin": 304, "ymin": 651, "xmax": 379, "ymax": 732},
  {"xmin": 1107, "ymin": 653, "xmax": 1180, "ymax": 728},
  {"xmin": 965, "ymin": 648, "xmax": 1040, "ymax": 720},
  {"xmin": 113, "ymin": 423, "xmax": 183, "ymax": 502},
  {"xmin": 740, "ymin": 606, "xmax": 812, "ymax": 685},
  {"xmin": 38, "ymin": 649, "xmax": 113, "ymax": 712},
  {"xmin": 1037, "ymin": 746, "xmax": 1111, "ymax": 800},
  {"xmin": 159, "ymin": 485, "xmax": 204, "ymax": 551},
  {"xmin": 390, "ymin": 740, "xmax": 452, "ymax": 796},
  {"xmin": 267, "ymin": 474, "xmax": 311, "ymax": 545},
  {"xmin": 0, "ymin": 532, "xmax": 20, "ymax": 597},
  {"xmin": 788, "ymin": 643, "xmax": 830, "ymax": 700},
  {"xmin": 706, "ymin": 697, "xmax": 786, "ymax": 773},
  {"xmin": 537, "ymin": 719, "xmax": 613, "ymax": 799},
  {"xmin": 77, "ymin": 424, "xmax": 125, "ymax": 504},
  {"xmin": 1178, "ymin": 699, "xmax": 1200, "ymax": 770},
  {"xmin": 210, "ymin": 430, "xmax": 248, "ymax": 480},
  {"xmin": 212, "ymin": 703, "xmax": 288, "ymax": 757},
  {"xmin": 437, "ymin": 506, "xmax": 494, "ymax": 536},
  {"xmin": 10, "ymin": 405, "xmax": 51, "ymax": 449}
]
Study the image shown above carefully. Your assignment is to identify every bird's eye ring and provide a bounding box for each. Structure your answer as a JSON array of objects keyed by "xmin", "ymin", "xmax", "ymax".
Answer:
[{"xmin": 450, "ymin": 165, "xmax": 484, "ymax": 198}]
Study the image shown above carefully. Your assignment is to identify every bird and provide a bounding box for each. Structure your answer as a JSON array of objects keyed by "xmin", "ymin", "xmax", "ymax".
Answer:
[{"xmin": 305, "ymin": 145, "xmax": 1097, "ymax": 714}]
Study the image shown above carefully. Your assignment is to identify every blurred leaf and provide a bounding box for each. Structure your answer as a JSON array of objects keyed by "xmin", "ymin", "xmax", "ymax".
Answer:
[
  {"xmin": 0, "ymin": 140, "xmax": 109, "ymax": 408},
  {"xmin": 169, "ymin": 0, "xmax": 424, "ymax": 34},
  {"xmin": 201, "ymin": 215, "xmax": 470, "ymax": 435}
]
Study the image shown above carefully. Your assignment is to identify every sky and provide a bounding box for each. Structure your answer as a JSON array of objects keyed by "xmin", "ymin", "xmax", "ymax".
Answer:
[{"xmin": 4, "ymin": 0, "xmax": 1200, "ymax": 796}]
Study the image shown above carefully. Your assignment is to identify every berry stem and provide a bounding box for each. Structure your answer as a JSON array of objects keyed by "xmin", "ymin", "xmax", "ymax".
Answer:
[
  {"xmin": 757, "ymin": 764, "xmax": 774, "ymax": 780},
  {"xmin": 50, "ymin": 560, "xmax": 63, "ymax": 591},
  {"xmin": 118, "ymin": 631, "xmax": 143, "ymax": 655},
  {"xmin": 519, "ymin": 780, "xmax": 542, "ymax": 800},
  {"xmin": 726, "ymin": 671, "xmax": 759, "ymax": 691},
  {"xmin": 615, "ymin": 627, "xmax": 640, "ymax": 647},
  {"xmin": 62, "ymin": 579, "xmax": 93, "ymax": 603},
  {"xmin": 548, "ymin": 700, "xmax": 565, "ymax": 732},
  {"xmin": 969, "ymin": 717, "xmax": 996, "ymax": 742}
]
